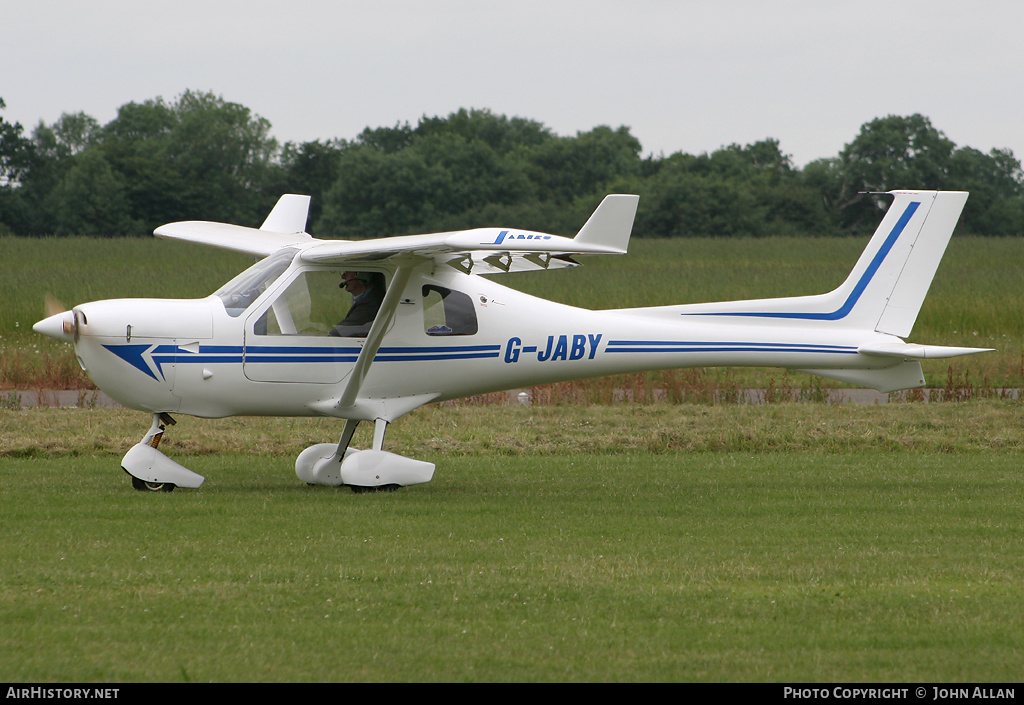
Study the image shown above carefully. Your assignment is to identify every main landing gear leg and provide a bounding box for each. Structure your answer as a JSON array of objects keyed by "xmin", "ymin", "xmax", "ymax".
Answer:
[
  {"xmin": 333, "ymin": 418, "xmax": 361, "ymax": 462},
  {"xmin": 372, "ymin": 418, "xmax": 388, "ymax": 451}
]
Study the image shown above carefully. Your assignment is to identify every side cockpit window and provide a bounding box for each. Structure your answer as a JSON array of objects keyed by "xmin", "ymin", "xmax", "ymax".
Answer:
[
  {"xmin": 422, "ymin": 285, "xmax": 478, "ymax": 336},
  {"xmin": 255, "ymin": 270, "xmax": 384, "ymax": 336}
]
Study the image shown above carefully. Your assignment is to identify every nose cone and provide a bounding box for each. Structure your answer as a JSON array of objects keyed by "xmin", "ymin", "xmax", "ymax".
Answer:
[{"xmin": 33, "ymin": 311, "xmax": 76, "ymax": 342}]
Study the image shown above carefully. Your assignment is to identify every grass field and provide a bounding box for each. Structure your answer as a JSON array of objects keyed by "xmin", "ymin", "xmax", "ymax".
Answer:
[
  {"xmin": 2, "ymin": 232, "xmax": 1022, "ymax": 681},
  {"xmin": 2, "ymin": 234, "xmax": 1022, "ymax": 389},
  {"xmin": 2, "ymin": 402, "xmax": 1023, "ymax": 682}
]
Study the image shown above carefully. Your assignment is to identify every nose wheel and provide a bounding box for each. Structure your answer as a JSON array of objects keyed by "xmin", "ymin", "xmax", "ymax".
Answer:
[{"xmin": 130, "ymin": 475, "xmax": 175, "ymax": 492}]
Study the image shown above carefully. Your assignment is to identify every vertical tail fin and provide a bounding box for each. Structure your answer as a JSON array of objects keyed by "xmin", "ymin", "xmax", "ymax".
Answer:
[{"xmin": 675, "ymin": 190, "xmax": 968, "ymax": 337}]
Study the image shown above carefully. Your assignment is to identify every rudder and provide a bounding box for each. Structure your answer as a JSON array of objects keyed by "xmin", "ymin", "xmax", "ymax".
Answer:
[{"xmin": 869, "ymin": 191, "xmax": 968, "ymax": 337}]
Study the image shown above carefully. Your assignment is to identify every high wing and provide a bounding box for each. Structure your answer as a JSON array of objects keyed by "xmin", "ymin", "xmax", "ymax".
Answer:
[
  {"xmin": 154, "ymin": 194, "xmax": 314, "ymax": 257},
  {"xmin": 155, "ymin": 194, "xmax": 640, "ymax": 272},
  {"xmin": 153, "ymin": 193, "xmax": 638, "ymax": 421},
  {"xmin": 299, "ymin": 193, "xmax": 639, "ymax": 273}
]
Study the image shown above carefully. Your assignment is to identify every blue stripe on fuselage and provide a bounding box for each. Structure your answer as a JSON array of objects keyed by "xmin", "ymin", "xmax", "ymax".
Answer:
[
  {"xmin": 104, "ymin": 342, "xmax": 503, "ymax": 380},
  {"xmin": 605, "ymin": 340, "xmax": 857, "ymax": 354}
]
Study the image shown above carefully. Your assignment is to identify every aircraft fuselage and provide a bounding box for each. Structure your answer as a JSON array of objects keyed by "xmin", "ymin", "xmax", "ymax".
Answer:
[{"xmin": 66, "ymin": 263, "xmax": 911, "ymax": 422}]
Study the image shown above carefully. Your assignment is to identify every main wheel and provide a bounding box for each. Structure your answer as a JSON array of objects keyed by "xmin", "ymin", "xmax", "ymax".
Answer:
[
  {"xmin": 130, "ymin": 476, "xmax": 175, "ymax": 492},
  {"xmin": 348, "ymin": 484, "xmax": 400, "ymax": 494}
]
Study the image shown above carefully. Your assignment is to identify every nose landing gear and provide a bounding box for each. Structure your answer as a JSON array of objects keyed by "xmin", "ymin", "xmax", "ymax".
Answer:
[{"xmin": 122, "ymin": 413, "xmax": 205, "ymax": 492}]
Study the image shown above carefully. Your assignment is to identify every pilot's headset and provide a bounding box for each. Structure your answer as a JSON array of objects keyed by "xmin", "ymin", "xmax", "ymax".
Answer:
[{"xmin": 340, "ymin": 272, "xmax": 374, "ymax": 289}]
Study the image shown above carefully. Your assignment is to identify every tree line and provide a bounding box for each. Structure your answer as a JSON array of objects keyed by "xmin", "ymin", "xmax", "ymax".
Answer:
[{"xmin": 1, "ymin": 92, "xmax": 1022, "ymax": 239}]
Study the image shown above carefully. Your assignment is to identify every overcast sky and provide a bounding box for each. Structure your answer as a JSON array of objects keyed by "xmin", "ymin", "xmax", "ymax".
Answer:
[{"xmin": 4, "ymin": 1, "xmax": 1022, "ymax": 167}]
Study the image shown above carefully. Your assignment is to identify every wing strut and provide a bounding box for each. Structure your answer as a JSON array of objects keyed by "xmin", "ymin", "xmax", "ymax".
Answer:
[{"xmin": 336, "ymin": 265, "xmax": 415, "ymax": 411}]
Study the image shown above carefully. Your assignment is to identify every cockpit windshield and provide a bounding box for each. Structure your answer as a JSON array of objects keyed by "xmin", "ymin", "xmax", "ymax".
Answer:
[{"xmin": 214, "ymin": 248, "xmax": 297, "ymax": 317}]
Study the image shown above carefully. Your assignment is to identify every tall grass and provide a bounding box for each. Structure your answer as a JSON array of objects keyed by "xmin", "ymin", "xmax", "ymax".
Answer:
[
  {"xmin": 2, "ymin": 235, "xmax": 1022, "ymax": 390},
  {"xmin": 5, "ymin": 401, "xmax": 1023, "ymax": 458}
]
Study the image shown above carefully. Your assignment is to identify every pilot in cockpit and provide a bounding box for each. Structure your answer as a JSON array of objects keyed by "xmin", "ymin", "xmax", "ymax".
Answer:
[{"xmin": 329, "ymin": 271, "xmax": 385, "ymax": 337}]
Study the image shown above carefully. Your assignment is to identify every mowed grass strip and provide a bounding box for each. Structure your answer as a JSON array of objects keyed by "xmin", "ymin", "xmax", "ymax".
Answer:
[{"xmin": 1, "ymin": 402, "xmax": 1023, "ymax": 682}]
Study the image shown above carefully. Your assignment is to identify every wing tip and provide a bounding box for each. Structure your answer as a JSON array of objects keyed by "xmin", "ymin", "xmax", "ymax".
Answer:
[
  {"xmin": 261, "ymin": 194, "xmax": 312, "ymax": 234},
  {"xmin": 573, "ymin": 194, "xmax": 639, "ymax": 253}
]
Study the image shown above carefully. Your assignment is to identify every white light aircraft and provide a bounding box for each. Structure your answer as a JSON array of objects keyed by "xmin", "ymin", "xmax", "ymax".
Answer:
[{"xmin": 35, "ymin": 190, "xmax": 992, "ymax": 492}]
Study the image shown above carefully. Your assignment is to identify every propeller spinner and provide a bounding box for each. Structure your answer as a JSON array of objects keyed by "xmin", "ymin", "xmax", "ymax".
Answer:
[{"xmin": 34, "ymin": 297, "xmax": 78, "ymax": 343}]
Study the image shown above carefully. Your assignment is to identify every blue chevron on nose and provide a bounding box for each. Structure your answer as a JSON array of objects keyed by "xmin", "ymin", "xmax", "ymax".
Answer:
[{"xmin": 102, "ymin": 343, "xmax": 179, "ymax": 381}]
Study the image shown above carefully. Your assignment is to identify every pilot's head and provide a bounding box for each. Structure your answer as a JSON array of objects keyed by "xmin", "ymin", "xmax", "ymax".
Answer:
[{"xmin": 340, "ymin": 271, "xmax": 374, "ymax": 295}]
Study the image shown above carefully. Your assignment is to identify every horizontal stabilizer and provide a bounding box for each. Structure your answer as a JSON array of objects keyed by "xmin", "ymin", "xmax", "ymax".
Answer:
[{"xmin": 857, "ymin": 343, "xmax": 995, "ymax": 359}]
